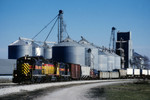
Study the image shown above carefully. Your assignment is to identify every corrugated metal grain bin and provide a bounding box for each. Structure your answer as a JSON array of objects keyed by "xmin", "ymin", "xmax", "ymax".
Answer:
[
  {"xmin": 113, "ymin": 52, "xmax": 121, "ymax": 70},
  {"xmin": 127, "ymin": 68, "xmax": 133, "ymax": 76},
  {"xmin": 99, "ymin": 71, "xmax": 110, "ymax": 79},
  {"xmin": 90, "ymin": 49, "xmax": 99, "ymax": 70},
  {"xmin": 32, "ymin": 42, "xmax": 44, "ymax": 56},
  {"xmin": 110, "ymin": 72, "xmax": 119, "ymax": 79},
  {"xmin": 52, "ymin": 37, "xmax": 85, "ymax": 65},
  {"xmin": 79, "ymin": 37, "xmax": 99, "ymax": 70},
  {"xmin": 98, "ymin": 50, "xmax": 108, "ymax": 71},
  {"xmin": 81, "ymin": 66, "xmax": 90, "ymax": 79},
  {"xmin": 119, "ymin": 69, "xmax": 127, "ymax": 78},
  {"xmin": 43, "ymin": 43, "xmax": 52, "ymax": 59},
  {"xmin": 134, "ymin": 69, "xmax": 140, "ymax": 76},
  {"xmin": 104, "ymin": 51, "xmax": 114, "ymax": 71},
  {"xmin": 8, "ymin": 39, "xmax": 32, "ymax": 59},
  {"xmin": 70, "ymin": 64, "xmax": 81, "ymax": 79},
  {"xmin": 0, "ymin": 59, "xmax": 16, "ymax": 75}
]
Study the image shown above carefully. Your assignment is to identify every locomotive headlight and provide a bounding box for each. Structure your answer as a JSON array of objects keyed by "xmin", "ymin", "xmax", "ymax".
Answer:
[{"xmin": 15, "ymin": 74, "xmax": 17, "ymax": 76}]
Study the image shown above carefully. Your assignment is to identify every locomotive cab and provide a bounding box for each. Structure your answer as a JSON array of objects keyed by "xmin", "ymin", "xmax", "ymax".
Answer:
[
  {"xmin": 13, "ymin": 56, "xmax": 33, "ymax": 83},
  {"xmin": 13, "ymin": 56, "xmax": 44, "ymax": 83}
]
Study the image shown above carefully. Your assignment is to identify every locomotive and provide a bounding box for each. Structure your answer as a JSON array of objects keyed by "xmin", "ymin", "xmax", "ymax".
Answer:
[{"xmin": 13, "ymin": 56, "xmax": 72, "ymax": 83}]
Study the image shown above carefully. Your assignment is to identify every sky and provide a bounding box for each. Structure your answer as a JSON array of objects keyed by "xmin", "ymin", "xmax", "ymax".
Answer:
[{"xmin": 0, "ymin": 0, "xmax": 150, "ymax": 59}]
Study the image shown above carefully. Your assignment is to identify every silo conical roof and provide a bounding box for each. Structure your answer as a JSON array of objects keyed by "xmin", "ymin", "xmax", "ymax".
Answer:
[
  {"xmin": 43, "ymin": 43, "xmax": 51, "ymax": 48},
  {"xmin": 54, "ymin": 37, "xmax": 82, "ymax": 47},
  {"xmin": 78, "ymin": 37, "xmax": 96, "ymax": 48},
  {"xmin": 9, "ymin": 39, "xmax": 31, "ymax": 46},
  {"xmin": 52, "ymin": 36, "xmax": 85, "ymax": 65},
  {"xmin": 8, "ymin": 39, "xmax": 32, "ymax": 59},
  {"xmin": 98, "ymin": 50, "xmax": 107, "ymax": 55},
  {"xmin": 32, "ymin": 42, "xmax": 40, "ymax": 47}
]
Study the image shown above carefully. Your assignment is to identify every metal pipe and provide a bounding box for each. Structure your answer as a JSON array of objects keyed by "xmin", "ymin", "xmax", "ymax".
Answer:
[{"xmin": 59, "ymin": 10, "xmax": 64, "ymax": 43}]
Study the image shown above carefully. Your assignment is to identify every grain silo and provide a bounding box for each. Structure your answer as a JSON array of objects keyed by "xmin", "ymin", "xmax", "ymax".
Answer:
[
  {"xmin": 52, "ymin": 37, "xmax": 85, "ymax": 65},
  {"xmin": 112, "ymin": 52, "xmax": 121, "ymax": 70},
  {"xmin": 98, "ymin": 50, "xmax": 108, "ymax": 71},
  {"xmin": 8, "ymin": 38, "xmax": 32, "ymax": 59},
  {"xmin": 43, "ymin": 43, "xmax": 52, "ymax": 59},
  {"xmin": 103, "ymin": 50, "xmax": 115, "ymax": 71},
  {"xmin": 32, "ymin": 42, "xmax": 44, "ymax": 57},
  {"xmin": 78, "ymin": 37, "xmax": 99, "ymax": 70}
]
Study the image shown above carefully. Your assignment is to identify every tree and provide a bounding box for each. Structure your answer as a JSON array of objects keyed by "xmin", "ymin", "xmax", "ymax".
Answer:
[
  {"xmin": 131, "ymin": 55, "xmax": 141, "ymax": 69},
  {"xmin": 131, "ymin": 52, "xmax": 150, "ymax": 69},
  {"xmin": 143, "ymin": 56, "xmax": 150, "ymax": 69}
]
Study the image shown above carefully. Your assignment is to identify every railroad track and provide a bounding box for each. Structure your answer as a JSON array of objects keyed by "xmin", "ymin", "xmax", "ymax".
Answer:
[{"xmin": 0, "ymin": 79, "xmax": 139, "ymax": 97}]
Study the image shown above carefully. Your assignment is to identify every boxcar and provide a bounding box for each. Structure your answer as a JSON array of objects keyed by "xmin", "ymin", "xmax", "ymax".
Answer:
[
  {"xmin": 148, "ymin": 70, "xmax": 150, "ymax": 79},
  {"xmin": 81, "ymin": 66, "xmax": 90, "ymax": 79},
  {"xmin": 141, "ymin": 69, "xmax": 148, "ymax": 78},
  {"xmin": 70, "ymin": 64, "xmax": 81, "ymax": 80},
  {"xmin": 127, "ymin": 68, "xmax": 133, "ymax": 78},
  {"xmin": 134, "ymin": 69, "xmax": 140, "ymax": 78}
]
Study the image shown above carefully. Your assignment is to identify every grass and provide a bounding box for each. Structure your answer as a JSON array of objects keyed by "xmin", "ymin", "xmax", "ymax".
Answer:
[
  {"xmin": 105, "ymin": 81, "xmax": 150, "ymax": 100},
  {"xmin": 87, "ymin": 81, "xmax": 150, "ymax": 100}
]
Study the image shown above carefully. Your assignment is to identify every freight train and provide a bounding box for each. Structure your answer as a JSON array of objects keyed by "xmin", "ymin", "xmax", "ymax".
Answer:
[{"xmin": 13, "ymin": 55, "xmax": 150, "ymax": 84}]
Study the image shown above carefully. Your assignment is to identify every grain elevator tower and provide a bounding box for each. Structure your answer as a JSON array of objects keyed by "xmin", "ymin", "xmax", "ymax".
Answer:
[{"xmin": 116, "ymin": 31, "xmax": 133, "ymax": 68}]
